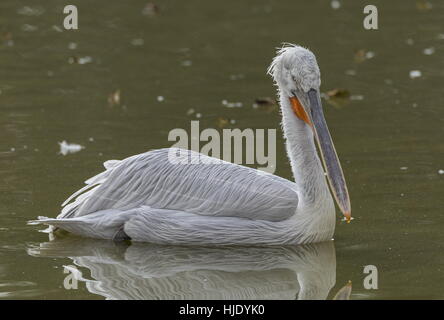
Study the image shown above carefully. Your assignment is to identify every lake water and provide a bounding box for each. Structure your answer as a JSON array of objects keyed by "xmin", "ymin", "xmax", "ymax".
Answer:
[{"xmin": 1, "ymin": 0, "xmax": 443, "ymax": 299}]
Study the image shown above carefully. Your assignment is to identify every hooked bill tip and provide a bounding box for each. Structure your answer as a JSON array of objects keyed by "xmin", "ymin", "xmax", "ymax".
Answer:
[{"xmin": 344, "ymin": 211, "xmax": 352, "ymax": 223}]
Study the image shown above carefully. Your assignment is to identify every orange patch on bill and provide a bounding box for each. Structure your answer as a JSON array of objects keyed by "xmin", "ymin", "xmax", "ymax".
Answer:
[{"xmin": 289, "ymin": 97, "xmax": 312, "ymax": 126}]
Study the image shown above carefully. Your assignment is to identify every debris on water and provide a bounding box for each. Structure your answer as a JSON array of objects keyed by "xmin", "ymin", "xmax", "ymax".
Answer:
[
  {"xmin": 400, "ymin": 167, "xmax": 408, "ymax": 170},
  {"xmin": 10, "ymin": 148, "xmax": 15, "ymax": 152},
  {"xmin": 366, "ymin": 51, "xmax": 375, "ymax": 59},
  {"xmin": 416, "ymin": 0, "xmax": 432, "ymax": 11},
  {"xmin": 1, "ymin": 32, "xmax": 14, "ymax": 46},
  {"xmin": 131, "ymin": 38, "xmax": 144, "ymax": 46},
  {"xmin": 68, "ymin": 42, "xmax": 77, "ymax": 50},
  {"xmin": 186, "ymin": 108, "xmax": 195, "ymax": 116},
  {"xmin": 326, "ymin": 89, "xmax": 350, "ymax": 99},
  {"xmin": 17, "ymin": 6, "xmax": 45, "ymax": 16},
  {"xmin": 68, "ymin": 56, "xmax": 77, "ymax": 64},
  {"xmin": 21, "ymin": 24, "xmax": 38, "ymax": 32},
  {"xmin": 108, "ymin": 90, "xmax": 121, "ymax": 106},
  {"xmin": 322, "ymin": 89, "xmax": 360, "ymax": 109},
  {"xmin": 345, "ymin": 69, "xmax": 356, "ymax": 76},
  {"xmin": 354, "ymin": 49, "xmax": 375, "ymax": 62},
  {"xmin": 406, "ymin": 38, "xmax": 414, "ymax": 45},
  {"xmin": 157, "ymin": 96, "xmax": 164, "ymax": 102},
  {"xmin": 330, "ymin": 0, "xmax": 341, "ymax": 10},
  {"xmin": 350, "ymin": 95, "xmax": 364, "ymax": 101},
  {"xmin": 423, "ymin": 47, "xmax": 435, "ymax": 55},
  {"xmin": 52, "ymin": 25, "xmax": 63, "ymax": 33},
  {"xmin": 354, "ymin": 50, "xmax": 366, "ymax": 62},
  {"xmin": 78, "ymin": 56, "xmax": 93, "ymax": 65},
  {"xmin": 88, "ymin": 137, "xmax": 94, "ymax": 142},
  {"xmin": 217, "ymin": 117, "xmax": 229, "ymax": 128},
  {"xmin": 437, "ymin": 34, "xmax": 444, "ymax": 40},
  {"xmin": 181, "ymin": 60, "xmax": 192, "ymax": 67},
  {"xmin": 222, "ymin": 100, "xmax": 243, "ymax": 108},
  {"xmin": 142, "ymin": 3, "xmax": 159, "ymax": 16},
  {"xmin": 58, "ymin": 141, "xmax": 84, "ymax": 156},
  {"xmin": 1, "ymin": 32, "xmax": 12, "ymax": 41},
  {"xmin": 195, "ymin": 113, "xmax": 202, "ymax": 118},
  {"xmin": 68, "ymin": 56, "xmax": 93, "ymax": 65},
  {"xmin": 229, "ymin": 74, "xmax": 245, "ymax": 80},
  {"xmin": 254, "ymin": 97, "xmax": 277, "ymax": 106},
  {"xmin": 365, "ymin": 51, "xmax": 375, "ymax": 59},
  {"xmin": 438, "ymin": 169, "xmax": 444, "ymax": 175},
  {"xmin": 409, "ymin": 70, "xmax": 422, "ymax": 79},
  {"xmin": 216, "ymin": 117, "xmax": 236, "ymax": 128},
  {"xmin": 253, "ymin": 97, "xmax": 278, "ymax": 113}
]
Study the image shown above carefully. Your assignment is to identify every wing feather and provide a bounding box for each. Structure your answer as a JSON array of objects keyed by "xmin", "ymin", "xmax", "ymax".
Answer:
[{"xmin": 60, "ymin": 148, "xmax": 299, "ymax": 222}]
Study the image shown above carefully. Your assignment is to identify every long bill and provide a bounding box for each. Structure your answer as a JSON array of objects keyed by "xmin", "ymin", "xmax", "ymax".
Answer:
[{"xmin": 307, "ymin": 89, "xmax": 351, "ymax": 221}]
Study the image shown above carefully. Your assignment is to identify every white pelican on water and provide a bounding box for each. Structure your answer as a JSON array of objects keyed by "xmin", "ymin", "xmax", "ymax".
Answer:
[{"xmin": 31, "ymin": 44, "xmax": 351, "ymax": 245}]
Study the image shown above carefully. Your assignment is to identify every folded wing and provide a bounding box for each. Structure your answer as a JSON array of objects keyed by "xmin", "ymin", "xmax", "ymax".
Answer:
[{"xmin": 59, "ymin": 148, "xmax": 299, "ymax": 222}]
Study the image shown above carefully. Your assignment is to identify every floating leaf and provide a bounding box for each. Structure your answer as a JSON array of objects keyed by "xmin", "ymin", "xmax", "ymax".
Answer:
[
  {"xmin": 253, "ymin": 97, "xmax": 278, "ymax": 113},
  {"xmin": 254, "ymin": 97, "xmax": 277, "ymax": 106},
  {"xmin": 326, "ymin": 88, "xmax": 350, "ymax": 99},
  {"xmin": 322, "ymin": 89, "xmax": 360, "ymax": 109}
]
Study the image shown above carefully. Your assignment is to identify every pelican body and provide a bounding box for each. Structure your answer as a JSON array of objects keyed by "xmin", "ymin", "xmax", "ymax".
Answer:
[{"xmin": 31, "ymin": 45, "xmax": 351, "ymax": 245}]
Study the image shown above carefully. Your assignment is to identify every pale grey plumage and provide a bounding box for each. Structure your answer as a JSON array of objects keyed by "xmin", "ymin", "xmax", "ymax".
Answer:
[
  {"xmin": 30, "ymin": 146, "xmax": 333, "ymax": 245},
  {"xmin": 59, "ymin": 148, "xmax": 298, "ymax": 222},
  {"xmin": 28, "ymin": 239, "xmax": 336, "ymax": 300},
  {"xmin": 30, "ymin": 44, "xmax": 346, "ymax": 245}
]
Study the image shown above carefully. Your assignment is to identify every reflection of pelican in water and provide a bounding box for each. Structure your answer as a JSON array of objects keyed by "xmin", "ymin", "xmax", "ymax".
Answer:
[{"xmin": 29, "ymin": 239, "xmax": 339, "ymax": 300}]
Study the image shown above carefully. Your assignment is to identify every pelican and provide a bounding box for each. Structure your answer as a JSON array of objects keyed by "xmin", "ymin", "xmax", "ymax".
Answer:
[{"xmin": 30, "ymin": 44, "xmax": 351, "ymax": 245}]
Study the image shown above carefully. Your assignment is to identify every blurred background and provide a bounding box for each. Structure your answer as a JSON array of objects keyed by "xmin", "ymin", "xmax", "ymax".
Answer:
[{"xmin": 0, "ymin": 0, "xmax": 443, "ymax": 299}]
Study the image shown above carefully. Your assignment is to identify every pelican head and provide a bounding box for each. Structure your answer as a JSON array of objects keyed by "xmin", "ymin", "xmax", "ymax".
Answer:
[{"xmin": 268, "ymin": 44, "xmax": 351, "ymax": 221}]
